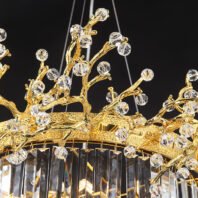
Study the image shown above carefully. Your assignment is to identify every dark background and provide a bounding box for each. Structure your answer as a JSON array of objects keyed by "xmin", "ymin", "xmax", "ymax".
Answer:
[{"xmin": 0, "ymin": 0, "xmax": 198, "ymax": 121}]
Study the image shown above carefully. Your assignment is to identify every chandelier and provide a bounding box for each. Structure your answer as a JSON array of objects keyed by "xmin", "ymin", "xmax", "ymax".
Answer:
[{"xmin": 0, "ymin": 3, "xmax": 198, "ymax": 198}]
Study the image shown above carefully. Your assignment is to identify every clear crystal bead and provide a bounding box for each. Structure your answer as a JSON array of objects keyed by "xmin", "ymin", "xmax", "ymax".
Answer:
[
  {"xmin": 176, "ymin": 167, "xmax": 190, "ymax": 180},
  {"xmin": 0, "ymin": 28, "xmax": 7, "ymax": 42},
  {"xmin": 0, "ymin": 43, "xmax": 6, "ymax": 57},
  {"xmin": 57, "ymin": 75, "xmax": 72, "ymax": 91},
  {"xmin": 109, "ymin": 32, "xmax": 123, "ymax": 46},
  {"xmin": 97, "ymin": 61, "xmax": 111, "ymax": 76},
  {"xmin": 115, "ymin": 128, "xmax": 128, "ymax": 142},
  {"xmin": 141, "ymin": 68, "xmax": 154, "ymax": 81},
  {"xmin": 32, "ymin": 80, "xmax": 45, "ymax": 96},
  {"xmin": 42, "ymin": 94, "xmax": 55, "ymax": 106},
  {"xmin": 133, "ymin": 116, "xmax": 147, "ymax": 126},
  {"xmin": 106, "ymin": 91, "xmax": 118, "ymax": 103},
  {"xmin": 149, "ymin": 184, "xmax": 161, "ymax": 197},
  {"xmin": 30, "ymin": 105, "xmax": 40, "ymax": 116},
  {"xmin": 124, "ymin": 146, "xmax": 136, "ymax": 158},
  {"xmin": 36, "ymin": 49, "xmax": 48, "ymax": 62},
  {"xmin": 179, "ymin": 123, "xmax": 195, "ymax": 138},
  {"xmin": 186, "ymin": 69, "xmax": 198, "ymax": 82},
  {"xmin": 183, "ymin": 101, "xmax": 198, "ymax": 115},
  {"xmin": 135, "ymin": 93, "xmax": 148, "ymax": 106},
  {"xmin": 185, "ymin": 158, "xmax": 198, "ymax": 170},
  {"xmin": 54, "ymin": 146, "xmax": 68, "ymax": 160},
  {"xmin": 117, "ymin": 42, "xmax": 131, "ymax": 56},
  {"xmin": 175, "ymin": 136, "xmax": 188, "ymax": 149},
  {"xmin": 47, "ymin": 68, "xmax": 59, "ymax": 81},
  {"xmin": 80, "ymin": 35, "xmax": 92, "ymax": 48},
  {"xmin": 150, "ymin": 153, "xmax": 164, "ymax": 168},
  {"xmin": 95, "ymin": 8, "xmax": 109, "ymax": 21},
  {"xmin": 162, "ymin": 100, "xmax": 174, "ymax": 112},
  {"xmin": 115, "ymin": 101, "xmax": 129, "ymax": 115},
  {"xmin": 6, "ymin": 149, "xmax": 28, "ymax": 165},
  {"xmin": 6, "ymin": 119, "xmax": 19, "ymax": 132},
  {"xmin": 160, "ymin": 133, "xmax": 174, "ymax": 147},
  {"xmin": 184, "ymin": 89, "xmax": 198, "ymax": 99},
  {"xmin": 70, "ymin": 24, "xmax": 83, "ymax": 38},
  {"xmin": 36, "ymin": 112, "xmax": 51, "ymax": 127},
  {"xmin": 73, "ymin": 62, "xmax": 89, "ymax": 76}
]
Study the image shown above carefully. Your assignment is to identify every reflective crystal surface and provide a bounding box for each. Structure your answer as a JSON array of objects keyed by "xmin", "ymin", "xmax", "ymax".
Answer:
[
  {"xmin": 73, "ymin": 62, "xmax": 89, "ymax": 76},
  {"xmin": 42, "ymin": 94, "xmax": 55, "ymax": 106},
  {"xmin": 35, "ymin": 112, "xmax": 51, "ymax": 127},
  {"xmin": 32, "ymin": 80, "xmax": 45, "ymax": 96},
  {"xmin": 115, "ymin": 128, "xmax": 128, "ymax": 142},
  {"xmin": 163, "ymin": 100, "xmax": 174, "ymax": 112},
  {"xmin": 36, "ymin": 49, "xmax": 48, "ymax": 62},
  {"xmin": 150, "ymin": 154, "xmax": 163, "ymax": 168},
  {"xmin": 95, "ymin": 8, "xmax": 109, "ymax": 21},
  {"xmin": 106, "ymin": 91, "xmax": 118, "ymax": 103},
  {"xmin": 54, "ymin": 146, "xmax": 68, "ymax": 160},
  {"xmin": 184, "ymin": 89, "xmax": 198, "ymax": 99},
  {"xmin": 70, "ymin": 24, "xmax": 83, "ymax": 38},
  {"xmin": 0, "ymin": 28, "xmax": 7, "ymax": 42},
  {"xmin": 97, "ymin": 61, "xmax": 111, "ymax": 76},
  {"xmin": 124, "ymin": 145, "xmax": 136, "ymax": 158},
  {"xmin": 46, "ymin": 68, "xmax": 59, "ymax": 81},
  {"xmin": 185, "ymin": 158, "xmax": 198, "ymax": 170},
  {"xmin": 0, "ymin": 43, "xmax": 6, "ymax": 57},
  {"xmin": 135, "ymin": 93, "xmax": 148, "ymax": 106},
  {"xmin": 117, "ymin": 42, "xmax": 131, "ymax": 56},
  {"xmin": 183, "ymin": 101, "xmax": 198, "ymax": 115},
  {"xmin": 80, "ymin": 35, "xmax": 92, "ymax": 48},
  {"xmin": 109, "ymin": 32, "xmax": 123, "ymax": 46},
  {"xmin": 176, "ymin": 168, "xmax": 190, "ymax": 180},
  {"xmin": 30, "ymin": 104, "xmax": 40, "ymax": 116},
  {"xmin": 57, "ymin": 75, "xmax": 72, "ymax": 91},
  {"xmin": 6, "ymin": 149, "xmax": 28, "ymax": 165},
  {"xmin": 115, "ymin": 101, "xmax": 129, "ymax": 115},
  {"xmin": 141, "ymin": 68, "xmax": 154, "ymax": 81},
  {"xmin": 160, "ymin": 133, "xmax": 174, "ymax": 147},
  {"xmin": 175, "ymin": 136, "xmax": 188, "ymax": 149},
  {"xmin": 187, "ymin": 69, "xmax": 198, "ymax": 81},
  {"xmin": 179, "ymin": 123, "xmax": 195, "ymax": 138}
]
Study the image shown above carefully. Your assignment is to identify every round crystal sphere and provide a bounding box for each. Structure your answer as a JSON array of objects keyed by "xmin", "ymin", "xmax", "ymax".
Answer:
[
  {"xmin": 36, "ymin": 49, "xmax": 48, "ymax": 62},
  {"xmin": 150, "ymin": 153, "xmax": 164, "ymax": 168},
  {"xmin": 124, "ymin": 146, "xmax": 136, "ymax": 158},
  {"xmin": 47, "ymin": 68, "xmax": 59, "ymax": 81},
  {"xmin": 57, "ymin": 75, "xmax": 72, "ymax": 91},
  {"xmin": 149, "ymin": 184, "xmax": 161, "ymax": 197},
  {"xmin": 115, "ymin": 101, "xmax": 129, "ymax": 115},
  {"xmin": 106, "ymin": 91, "xmax": 118, "ymax": 103},
  {"xmin": 30, "ymin": 105, "xmax": 40, "ymax": 116},
  {"xmin": 141, "ymin": 68, "xmax": 154, "ymax": 81},
  {"xmin": 117, "ymin": 42, "xmax": 131, "ymax": 56},
  {"xmin": 135, "ymin": 93, "xmax": 148, "ymax": 106},
  {"xmin": 36, "ymin": 112, "xmax": 51, "ymax": 127},
  {"xmin": 0, "ymin": 28, "xmax": 7, "ymax": 42},
  {"xmin": 54, "ymin": 147, "xmax": 68, "ymax": 160},
  {"xmin": 97, "ymin": 61, "xmax": 111, "ymax": 76},
  {"xmin": 179, "ymin": 123, "xmax": 195, "ymax": 138},
  {"xmin": 160, "ymin": 133, "xmax": 174, "ymax": 147},
  {"xmin": 0, "ymin": 43, "xmax": 6, "ymax": 57},
  {"xmin": 115, "ymin": 128, "xmax": 128, "ymax": 142},
  {"xmin": 42, "ymin": 94, "xmax": 55, "ymax": 106},
  {"xmin": 95, "ymin": 8, "xmax": 109, "ymax": 21},
  {"xmin": 32, "ymin": 80, "xmax": 45, "ymax": 96},
  {"xmin": 109, "ymin": 32, "xmax": 123, "ymax": 46},
  {"xmin": 73, "ymin": 62, "xmax": 89, "ymax": 77},
  {"xmin": 80, "ymin": 35, "xmax": 92, "ymax": 48},
  {"xmin": 6, "ymin": 149, "xmax": 28, "ymax": 165},
  {"xmin": 133, "ymin": 116, "xmax": 147, "ymax": 126},
  {"xmin": 183, "ymin": 101, "xmax": 198, "ymax": 115},
  {"xmin": 184, "ymin": 89, "xmax": 198, "ymax": 99},
  {"xmin": 70, "ymin": 24, "xmax": 83, "ymax": 38},
  {"xmin": 162, "ymin": 100, "xmax": 174, "ymax": 112},
  {"xmin": 176, "ymin": 167, "xmax": 190, "ymax": 180},
  {"xmin": 186, "ymin": 69, "xmax": 198, "ymax": 82},
  {"xmin": 175, "ymin": 136, "xmax": 188, "ymax": 149},
  {"xmin": 185, "ymin": 158, "xmax": 198, "ymax": 170}
]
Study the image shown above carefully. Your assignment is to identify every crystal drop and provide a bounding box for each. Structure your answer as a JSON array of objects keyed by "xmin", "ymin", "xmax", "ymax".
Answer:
[
  {"xmin": 183, "ymin": 101, "xmax": 198, "ymax": 115},
  {"xmin": 36, "ymin": 49, "xmax": 48, "ymax": 62},
  {"xmin": 150, "ymin": 153, "xmax": 164, "ymax": 168},
  {"xmin": 97, "ymin": 61, "xmax": 111, "ymax": 76},
  {"xmin": 70, "ymin": 24, "xmax": 83, "ymax": 38},
  {"xmin": 0, "ymin": 28, "xmax": 7, "ymax": 42},
  {"xmin": 115, "ymin": 101, "xmax": 129, "ymax": 115},
  {"xmin": 73, "ymin": 62, "xmax": 89, "ymax": 76},
  {"xmin": 57, "ymin": 75, "xmax": 72, "ymax": 91},
  {"xmin": 32, "ymin": 80, "xmax": 45, "ymax": 96},
  {"xmin": 117, "ymin": 42, "xmax": 131, "ymax": 56},
  {"xmin": 109, "ymin": 32, "xmax": 123, "ymax": 46},
  {"xmin": 95, "ymin": 8, "xmax": 109, "ymax": 21},
  {"xmin": 160, "ymin": 133, "xmax": 174, "ymax": 147},
  {"xmin": 141, "ymin": 68, "xmax": 154, "ymax": 81},
  {"xmin": 36, "ymin": 112, "xmax": 51, "ymax": 127},
  {"xmin": 106, "ymin": 91, "xmax": 118, "ymax": 103},
  {"xmin": 186, "ymin": 69, "xmax": 198, "ymax": 82},
  {"xmin": 54, "ymin": 146, "xmax": 68, "ymax": 160},
  {"xmin": 42, "ymin": 94, "xmax": 55, "ymax": 106},
  {"xmin": 149, "ymin": 184, "xmax": 161, "ymax": 197},
  {"xmin": 176, "ymin": 167, "xmax": 190, "ymax": 180},
  {"xmin": 0, "ymin": 43, "xmax": 6, "ymax": 57},
  {"xmin": 30, "ymin": 105, "xmax": 40, "ymax": 116},
  {"xmin": 6, "ymin": 119, "xmax": 19, "ymax": 132},
  {"xmin": 6, "ymin": 149, "xmax": 28, "ymax": 165},
  {"xmin": 124, "ymin": 146, "xmax": 136, "ymax": 158},
  {"xmin": 184, "ymin": 89, "xmax": 198, "ymax": 99},
  {"xmin": 185, "ymin": 158, "xmax": 198, "ymax": 170},
  {"xmin": 175, "ymin": 136, "xmax": 188, "ymax": 149},
  {"xmin": 47, "ymin": 68, "xmax": 59, "ymax": 81},
  {"xmin": 115, "ymin": 128, "xmax": 128, "ymax": 142},
  {"xmin": 80, "ymin": 35, "xmax": 92, "ymax": 48},
  {"xmin": 162, "ymin": 100, "xmax": 174, "ymax": 112},
  {"xmin": 179, "ymin": 123, "xmax": 195, "ymax": 138},
  {"xmin": 133, "ymin": 116, "xmax": 147, "ymax": 126},
  {"xmin": 135, "ymin": 93, "xmax": 148, "ymax": 106}
]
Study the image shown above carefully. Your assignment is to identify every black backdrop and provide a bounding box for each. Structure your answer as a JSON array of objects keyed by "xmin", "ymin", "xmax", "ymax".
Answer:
[{"xmin": 0, "ymin": 0, "xmax": 198, "ymax": 121}]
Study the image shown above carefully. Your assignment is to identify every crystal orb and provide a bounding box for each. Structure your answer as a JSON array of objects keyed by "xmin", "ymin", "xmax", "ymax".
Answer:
[
  {"xmin": 135, "ymin": 93, "xmax": 148, "ymax": 106},
  {"xmin": 109, "ymin": 32, "xmax": 123, "ymax": 46},
  {"xmin": 186, "ymin": 69, "xmax": 198, "ymax": 82},
  {"xmin": 57, "ymin": 75, "xmax": 72, "ymax": 91},
  {"xmin": 124, "ymin": 146, "xmax": 136, "ymax": 158},
  {"xmin": 0, "ymin": 28, "xmax": 7, "ymax": 42},
  {"xmin": 185, "ymin": 158, "xmax": 198, "ymax": 170},
  {"xmin": 42, "ymin": 94, "xmax": 55, "ymax": 106},
  {"xmin": 36, "ymin": 112, "xmax": 51, "ymax": 127},
  {"xmin": 117, "ymin": 42, "xmax": 131, "ymax": 56},
  {"xmin": 95, "ymin": 8, "xmax": 109, "ymax": 21},
  {"xmin": 183, "ymin": 101, "xmax": 198, "ymax": 115},
  {"xmin": 106, "ymin": 91, "xmax": 118, "ymax": 103},
  {"xmin": 176, "ymin": 167, "xmax": 190, "ymax": 180},
  {"xmin": 141, "ymin": 68, "xmax": 154, "ymax": 81},
  {"xmin": 47, "ymin": 68, "xmax": 59, "ymax": 81},
  {"xmin": 73, "ymin": 62, "xmax": 89, "ymax": 76},
  {"xmin": 0, "ymin": 43, "xmax": 6, "ymax": 57},
  {"xmin": 80, "ymin": 35, "xmax": 92, "ymax": 48},
  {"xmin": 115, "ymin": 101, "xmax": 129, "ymax": 115},
  {"xmin": 36, "ymin": 49, "xmax": 48, "ymax": 62},
  {"xmin": 6, "ymin": 149, "xmax": 28, "ymax": 165},
  {"xmin": 184, "ymin": 89, "xmax": 198, "ymax": 99},
  {"xmin": 175, "ymin": 136, "xmax": 188, "ymax": 149},
  {"xmin": 160, "ymin": 133, "xmax": 174, "ymax": 147},
  {"xmin": 97, "ymin": 61, "xmax": 111, "ymax": 76},
  {"xmin": 133, "ymin": 116, "xmax": 147, "ymax": 126},
  {"xmin": 32, "ymin": 80, "xmax": 45, "ymax": 96},
  {"xmin": 70, "ymin": 24, "xmax": 83, "ymax": 38},
  {"xmin": 54, "ymin": 146, "xmax": 68, "ymax": 160},
  {"xmin": 179, "ymin": 123, "xmax": 195, "ymax": 138},
  {"xmin": 162, "ymin": 100, "xmax": 174, "ymax": 112},
  {"xmin": 115, "ymin": 128, "xmax": 128, "ymax": 142},
  {"xmin": 30, "ymin": 105, "xmax": 40, "ymax": 116},
  {"xmin": 150, "ymin": 153, "xmax": 164, "ymax": 168}
]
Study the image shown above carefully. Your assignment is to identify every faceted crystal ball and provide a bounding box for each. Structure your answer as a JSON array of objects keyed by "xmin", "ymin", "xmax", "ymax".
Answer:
[
  {"xmin": 106, "ymin": 91, "xmax": 118, "ymax": 103},
  {"xmin": 141, "ymin": 68, "xmax": 154, "ymax": 81},
  {"xmin": 42, "ymin": 94, "xmax": 55, "ymax": 106},
  {"xmin": 95, "ymin": 8, "xmax": 109, "ymax": 21},
  {"xmin": 73, "ymin": 62, "xmax": 89, "ymax": 76},
  {"xmin": 179, "ymin": 123, "xmax": 195, "ymax": 138},
  {"xmin": 124, "ymin": 146, "xmax": 136, "ymax": 158},
  {"xmin": 32, "ymin": 80, "xmax": 45, "ymax": 96},
  {"xmin": 162, "ymin": 100, "xmax": 174, "ymax": 112},
  {"xmin": 175, "ymin": 136, "xmax": 188, "ymax": 149},
  {"xmin": 30, "ymin": 105, "xmax": 40, "ymax": 116},
  {"xmin": 0, "ymin": 28, "xmax": 7, "ymax": 42},
  {"xmin": 36, "ymin": 49, "xmax": 48, "ymax": 62},
  {"xmin": 47, "ymin": 68, "xmax": 59, "ymax": 81},
  {"xmin": 183, "ymin": 101, "xmax": 198, "ymax": 115},
  {"xmin": 109, "ymin": 32, "xmax": 123, "ymax": 46},
  {"xmin": 133, "ymin": 116, "xmax": 147, "ymax": 126},
  {"xmin": 70, "ymin": 24, "xmax": 83, "ymax": 38},
  {"xmin": 150, "ymin": 153, "xmax": 164, "ymax": 168},
  {"xmin": 36, "ymin": 112, "xmax": 51, "ymax": 127},
  {"xmin": 115, "ymin": 128, "xmax": 128, "ymax": 142},
  {"xmin": 54, "ymin": 147, "xmax": 68, "ymax": 160},
  {"xmin": 185, "ymin": 158, "xmax": 198, "ymax": 170},
  {"xmin": 184, "ymin": 89, "xmax": 198, "ymax": 99},
  {"xmin": 6, "ymin": 149, "xmax": 28, "ymax": 165},
  {"xmin": 135, "ymin": 93, "xmax": 148, "ymax": 106},
  {"xmin": 80, "ymin": 35, "xmax": 92, "ymax": 48},
  {"xmin": 160, "ymin": 133, "xmax": 174, "ymax": 147},
  {"xmin": 117, "ymin": 42, "xmax": 131, "ymax": 56},
  {"xmin": 176, "ymin": 167, "xmax": 190, "ymax": 180},
  {"xmin": 115, "ymin": 101, "xmax": 129, "ymax": 115},
  {"xmin": 0, "ymin": 43, "xmax": 6, "ymax": 57},
  {"xmin": 97, "ymin": 61, "xmax": 111, "ymax": 76},
  {"xmin": 57, "ymin": 75, "xmax": 72, "ymax": 91},
  {"xmin": 186, "ymin": 69, "xmax": 198, "ymax": 82}
]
